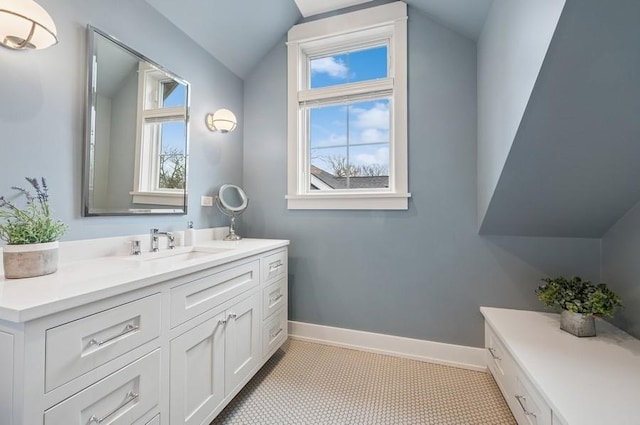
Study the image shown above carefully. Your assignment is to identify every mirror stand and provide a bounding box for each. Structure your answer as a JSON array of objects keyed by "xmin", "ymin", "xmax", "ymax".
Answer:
[{"xmin": 225, "ymin": 214, "xmax": 241, "ymax": 241}]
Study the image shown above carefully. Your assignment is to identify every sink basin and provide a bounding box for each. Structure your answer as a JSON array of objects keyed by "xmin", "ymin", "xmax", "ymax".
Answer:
[{"xmin": 126, "ymin": 246, "xmax": 233, "ymax": 263}]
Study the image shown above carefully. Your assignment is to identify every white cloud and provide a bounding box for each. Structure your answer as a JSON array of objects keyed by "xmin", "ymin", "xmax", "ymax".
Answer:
[
  {"xmin": 354, "ymin": 147, "xmax": 389, "ymax": 165},
  {"xmin": 311, "ymin": 133, "xmax": 347, "ymax": 148},
  {"xmin": 311, "ymin": 57, "xmax": 349, "ymax": 79},
  {"xmin": 354, "ymin": 147, "xmax": 389, "ymax": 167},
  {"xmin": 358, "ymin": 128, "xmax": 388, "ymax": 144},
  {"xmin": 351, "ymin": 102, "xmax": 389, "ymax": 130}
]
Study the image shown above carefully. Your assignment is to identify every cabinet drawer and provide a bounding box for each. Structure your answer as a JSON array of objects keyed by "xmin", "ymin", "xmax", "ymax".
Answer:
[
  {"xmin": 263, "ymin": 308, "xmax": 287, "ymax": 357},
  {"xmin": 552, "ymin": 411, "xmax": 567, "ymax": 425},
  {"xmin": 261, "ymin": 250, "xmax": 287, "ymax": 284},
  {"xmin": 513, "ymin": 374, "xmax": 552, "ymax": 425},
  {"xmin": 263, "ymin": 277, "xmax": 287, "ymax": 320},
  {"xmin": 145, "ymin": 414, "xmax": 160, "ymax": 425},
  {"xmin": 44, "ymin": 349, "xmax": 160, "ymax": 425},
  {"xmin": 45, "ymin": 294, "xmax": 161, "ymax": 392},
  {"xmin": 485, "ymin": 323, "xmax": 513, "ymax": 395},
  {"xmin": 170, "ymin": 260, "xmax": 259, "ymax": 327}
]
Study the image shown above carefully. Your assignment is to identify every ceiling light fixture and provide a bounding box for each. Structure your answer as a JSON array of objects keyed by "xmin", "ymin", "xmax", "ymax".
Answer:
[
  {"xmin": 0, "ymin": 0, "xmax": 58, "ymax": 50},
  {"xmin": 206, "ymin": 108, "xmax": 237, "ymax": 133}
]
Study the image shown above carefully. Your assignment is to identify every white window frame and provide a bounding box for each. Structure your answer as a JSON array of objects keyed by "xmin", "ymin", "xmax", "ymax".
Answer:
[
  {"xmin": 131, "ymin": 62, "xmax": 188, "ymax": 206},
  {"xmin": 286, "ymin": 1, "xmax": 409, "ymax": 210}
]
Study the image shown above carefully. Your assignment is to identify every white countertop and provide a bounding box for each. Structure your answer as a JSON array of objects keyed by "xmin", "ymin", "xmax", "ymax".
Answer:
[
  {"xmin": 481, "ymin": 307, "xmax": 640, "ymax": 425},
  {"xmin": 0, "ymin": 238, "xmax": 288, "ymax": 323}
]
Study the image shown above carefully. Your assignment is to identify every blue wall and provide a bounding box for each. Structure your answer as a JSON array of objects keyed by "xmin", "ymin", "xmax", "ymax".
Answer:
[
  {"xmin": 0, "ymin": 0, "xmax": 244, "ymax": 241},
  {"xmin": 242, "ymin": 7, "xmax": 601, "ymax": 347},
  {"xmin": 602, "ymin": 200, "xmax": 640, "ymax": 339}
]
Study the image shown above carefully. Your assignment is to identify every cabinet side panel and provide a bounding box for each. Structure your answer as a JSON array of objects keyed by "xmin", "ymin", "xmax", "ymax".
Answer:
[{"xmin": 0, "ymin": 331, "xmax": 14, "ymax": 425}]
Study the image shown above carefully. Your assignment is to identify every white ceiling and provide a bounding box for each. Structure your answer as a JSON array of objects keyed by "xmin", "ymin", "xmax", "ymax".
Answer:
[
  {"xmin": 146, "ymin": 0, "xmax": 493, "ymax": 79},
  {"xmin": 408, "ymin": 0, "xmax": 494, "ymax": 39},
  {"xmin": 294, "ymin": 0, "xmax": 374, "ymax": 18}
]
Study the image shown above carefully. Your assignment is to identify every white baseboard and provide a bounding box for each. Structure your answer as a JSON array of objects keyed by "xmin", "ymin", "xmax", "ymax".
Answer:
[{"xmin": 288, "ymin": 321, "xmax": 487, "ymax": 372}]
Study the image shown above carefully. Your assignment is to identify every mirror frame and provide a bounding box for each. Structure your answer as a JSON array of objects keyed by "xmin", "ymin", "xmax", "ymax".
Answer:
[
  {"xmin": 82, "ymin": 25, "xmax": 191, "ymax": 216},
  {"xmin": 216, "ymin": 184, "xmax": 249, "ymax": 213}
]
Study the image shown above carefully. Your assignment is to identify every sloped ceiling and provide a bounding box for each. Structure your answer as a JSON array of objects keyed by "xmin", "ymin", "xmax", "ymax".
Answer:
[
  {"xmin": 480, "ymin": 0, "xmax": 640, "ymax": 237},
  {"xmin": 409, "ymin": 0, "xmax": 493, "ymax": 40},
  {"xmin": 146, "ymin": 0, "xmax": 493, "ymax": 79},
  {"xmin": 145, "ymin": 0, "xmax": 302, "ymax": 79}
]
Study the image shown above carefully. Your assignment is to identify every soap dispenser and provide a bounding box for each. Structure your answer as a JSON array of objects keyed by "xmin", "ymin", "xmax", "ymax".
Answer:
[{"xmin": 185, "ymin": 221, "xmax": 196, "ymax": 246}]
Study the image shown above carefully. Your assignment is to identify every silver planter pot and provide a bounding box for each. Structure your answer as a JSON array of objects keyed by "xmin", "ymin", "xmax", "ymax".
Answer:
[{"xmin": 560, "ymin": 310, "xmax": 596, "ymax": 337}]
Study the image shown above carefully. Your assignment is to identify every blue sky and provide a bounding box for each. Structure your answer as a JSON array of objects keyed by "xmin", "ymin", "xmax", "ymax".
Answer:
[
  {"xmin": 309, "ymin": 45, "xmax": 390, "ymax": 177},
  {"xmin": 159, "ymin": 83, "xmax": 187, "ymax": 154}
]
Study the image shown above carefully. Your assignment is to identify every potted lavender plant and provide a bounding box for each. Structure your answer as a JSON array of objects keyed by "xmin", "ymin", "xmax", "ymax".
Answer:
[{"xmin": 0, "ymin": 178, "xmax": 67, "ymax": 279}]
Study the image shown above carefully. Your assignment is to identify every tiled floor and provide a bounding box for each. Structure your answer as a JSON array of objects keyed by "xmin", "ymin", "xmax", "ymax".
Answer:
[{"xmin": 212, "ymin": 339, "xmax": 516, "ymax": 424}]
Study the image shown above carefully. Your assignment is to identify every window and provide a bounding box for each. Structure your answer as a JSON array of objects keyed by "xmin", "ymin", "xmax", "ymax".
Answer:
[
  {"xmin": 132, "ymin": 63, "xmax": 189, "ymax": 206},
  {"xmin": 286, "ymin": 2, "xmax": 409, "ymax": 210}
]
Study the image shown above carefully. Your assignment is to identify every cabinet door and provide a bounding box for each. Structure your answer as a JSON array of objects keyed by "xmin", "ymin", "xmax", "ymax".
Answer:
[
  {"xmin": 170, "ymin": 312, "xmax": 226, "ymax": 425},
  {"xmin": 224, "ymin": 292, "xmax": 261, "ymax": 395}
]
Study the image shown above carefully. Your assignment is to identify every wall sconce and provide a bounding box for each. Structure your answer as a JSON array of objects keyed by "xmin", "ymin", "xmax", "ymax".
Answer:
[
  {"xmin": 0, "ymin": 0, "xmax": 58, "ymax": 50},
  {"xmin": 206, "ymin": 109, "xmax": 237, "ymax": 133}
]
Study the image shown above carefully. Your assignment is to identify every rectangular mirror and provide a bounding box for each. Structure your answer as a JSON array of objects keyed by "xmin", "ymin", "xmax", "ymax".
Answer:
[{"xmin": 82, "ymin": 25, "xmax": 190, "ymax": 216}]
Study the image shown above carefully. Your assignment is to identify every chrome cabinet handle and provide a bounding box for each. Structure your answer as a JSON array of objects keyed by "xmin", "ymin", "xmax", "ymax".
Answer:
[
  {"xmin": 269, "ymin": 293, "xmax": 284, "ymax": 304},
  {"xmin": 89, "ymin": 390, "xmax": 139, "ymax": 423},
  {"xmin": 515, "ymin": 394, "xmax": 537, "ymax": 417},
  {"xmin": 270, "ymin": 327, "xmax": 284, "ymax": 339},
  {"xmin": 269, "ymin": 262, "xmax": 282, "ymax": 272},
  {"xmin": 218, "ymin": 318, "xmax": 227, "ymax": 326},
  {"xmin": 228, "ymin": 313, "xmax": 237, "ymax": 320},
  {"xmin": 89, "ymin": 324, "xmax": 139, "ymax": 347},
  {"xmin": 487, "ymin": 347, "xmax": 501, "ymax": 361}
]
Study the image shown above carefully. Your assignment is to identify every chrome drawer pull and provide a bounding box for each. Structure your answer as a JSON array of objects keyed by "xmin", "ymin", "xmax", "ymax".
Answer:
[
  {"xmin": 270, "ymin": 327, "xmax": 283, "ymax": 339},
  {"xmin": 270, "ymin": 293, "xmax": 284, "ymax": 304},
  {"xmin": 228, "ymin": 312, "xmax": 237, "ymax": 320},
  {"xmin": 218, "ymin": 318, "xmax": 227, "ymax": 326},
  {"xmin": 515, "ymin": 394, "xmax": 537, "ymax": 417},
  {"xmin": 488, "ymin": 347, "xmax": 501, "ymax": 361},
  {"xmin": 89, "ymin": 390, "xmax": 139, "ymax": 423},
  {"xmin": 89, "ymin": 324, "xmax": 139, "ymax": 347},
  {"xmin": 269, "ymin": 262, "xmax": 282, "ymax": 272}
]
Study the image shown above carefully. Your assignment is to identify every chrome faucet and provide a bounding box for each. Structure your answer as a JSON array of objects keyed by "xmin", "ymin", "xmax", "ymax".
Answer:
[
  {"xmin": 130, "ymin": 240, "xmax": 142, "ymax": 256},
  {"xmin": 150, "ymin": 228, "xmax": 175, "ymax": 252}
]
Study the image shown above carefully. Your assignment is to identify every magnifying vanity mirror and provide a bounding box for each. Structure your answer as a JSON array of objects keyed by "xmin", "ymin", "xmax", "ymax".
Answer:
[
  {"xmin": 82, "ymin": 25, "xmax": 190, "ymax": 216},
  {"xmin": 216, "ymin": 184, "xmax": 249, "ymax": 241}
]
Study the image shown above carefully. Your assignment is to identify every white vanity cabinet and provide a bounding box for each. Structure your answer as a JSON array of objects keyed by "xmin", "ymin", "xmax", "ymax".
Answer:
[
  {"xmin": 481, "ymin": 307, "xmax": 640, "ymax": 425},
  {"xmin": 0, "ymin": 239, "xmax": 288, "ymax": 425}
]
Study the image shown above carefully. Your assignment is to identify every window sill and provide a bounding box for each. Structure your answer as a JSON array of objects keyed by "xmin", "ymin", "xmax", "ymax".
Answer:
[
  {"xmin": 286, "ymin": 193, "xmax": 410, "ymax": 210},
  {"xmin": 131, "ymin": 191, "xmax": 185, "ymax": 207}
]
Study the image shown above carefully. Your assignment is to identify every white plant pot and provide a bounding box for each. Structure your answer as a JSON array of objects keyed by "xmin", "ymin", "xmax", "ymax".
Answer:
[{"xmin": 2, "ymin": 241, "xmax": 59, "ymax": 279}]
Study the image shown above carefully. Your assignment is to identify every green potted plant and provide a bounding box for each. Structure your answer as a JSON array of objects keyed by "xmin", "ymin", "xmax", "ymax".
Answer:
[
  {"xmin": 536, "ymin": 276, "xmax": 622, "ymax": 337},
  {"xmin": 0, "ymin": 177, "xmax": 67, "ymax": 279}
]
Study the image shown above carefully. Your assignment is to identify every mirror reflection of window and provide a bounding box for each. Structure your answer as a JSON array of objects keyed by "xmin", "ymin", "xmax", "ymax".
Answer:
[
  {"xmin": 159, "ymin": 121, "xmax": 186, "ymax": 190},
  {"xmin": 132, "ymin": 62, "xmax": 188, "ymax": 207},
  {"xmin": 161, "ymin": 82, "xmax": 185, "ymax": 108}
]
